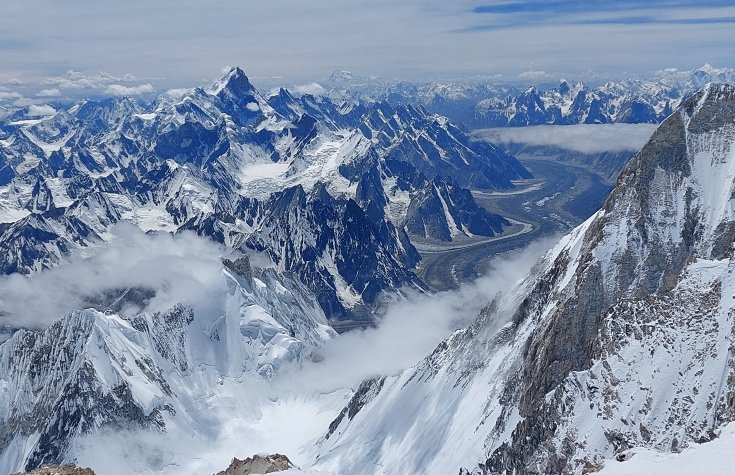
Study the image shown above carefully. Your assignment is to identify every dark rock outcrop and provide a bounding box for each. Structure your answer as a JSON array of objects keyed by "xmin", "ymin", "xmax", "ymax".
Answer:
[
  {"xmin": 12, "ymin": 464, "xmax": 96, "ymax": 475},
  {"xmin": 214, "ymin": 453, "xmax": 293, "ymax": 475}
]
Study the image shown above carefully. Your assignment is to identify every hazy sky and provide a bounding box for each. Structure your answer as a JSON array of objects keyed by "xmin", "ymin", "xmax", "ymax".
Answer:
[{"xmin": 0, "ymin": 1, "xmax": 733, "ymax": 91}]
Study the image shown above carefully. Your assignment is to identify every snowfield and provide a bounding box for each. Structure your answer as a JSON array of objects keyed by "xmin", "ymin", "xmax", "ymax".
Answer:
[{"xmin": 599, "ymin": 422, "xmax": 735, "ymax": 475}]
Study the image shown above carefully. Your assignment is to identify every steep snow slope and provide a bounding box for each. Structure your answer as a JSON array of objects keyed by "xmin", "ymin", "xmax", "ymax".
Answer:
[
  {"xmin": 598, "ymin": 421, "xmax": 735, "ymax": 475},
  {"xmin": 0, "ymin": 257, "xmax": 335, "ymax": 474},
  {"xmin": 315, "ymin": 83, "xmax": 735, "ymax": 474}
]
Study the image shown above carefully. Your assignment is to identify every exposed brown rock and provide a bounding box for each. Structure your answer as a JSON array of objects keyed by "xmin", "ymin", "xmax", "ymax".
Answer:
[
  {"xmin": 12, "ymin": 464, "xmax": 96, "ymax": 475},
  {"xmin": 581, "ymin": 460, "xmax": 604, "ymax": 474},
  {"xmin": 214, "ymin": 453, "xmax": 294, "ymax": 475}
]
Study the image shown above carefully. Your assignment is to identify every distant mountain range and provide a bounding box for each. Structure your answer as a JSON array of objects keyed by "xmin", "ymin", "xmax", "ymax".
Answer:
[{"xmin": 324, "ymin": 63, "xmax": 735, "ymax": 129}]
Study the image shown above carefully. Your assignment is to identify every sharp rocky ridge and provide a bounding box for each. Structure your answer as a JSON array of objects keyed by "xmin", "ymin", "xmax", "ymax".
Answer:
[
  {"xmin": 0, "ymin": 66, "xmax": 530, "ymax": 322},
  {"xmin": 314, "ymin": 83, "xmax": 735, "ymax": 473}
]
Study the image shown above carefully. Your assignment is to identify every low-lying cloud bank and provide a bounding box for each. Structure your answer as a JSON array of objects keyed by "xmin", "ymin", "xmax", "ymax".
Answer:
[
  {"xmin": 473, "ymin": 123, "xmax": 658, "ymax": 154},
  {"xmin": 0, "ymin": 223, "xmax": 227, "ymax": 330},
  {"xmin": 0, "ymin": 222, "xmax": 557, "ymax": 388},
  {"xmin": 280, "ymin": 236, "xmax": 559, "ymax": 393}
]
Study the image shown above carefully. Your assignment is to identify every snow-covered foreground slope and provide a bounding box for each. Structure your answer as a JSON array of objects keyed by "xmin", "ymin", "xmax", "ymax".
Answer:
[
  {"xmin": 314, "ymin": 84, "xmax": 735, "ymax": 474},
  {"xmin": 314, "ymin": 218, "xmax": 592, "ymax": 474},
  {"xmin": 0, "ymin": 252, "xmax": 336, "ymax": 475},
  {"xmin": 598, "ymin": 421, "xmax": 735, "ymax": 475},
  {"xmin": 0, "ymin": 221, "xmax": 553, "ymax": 475}
]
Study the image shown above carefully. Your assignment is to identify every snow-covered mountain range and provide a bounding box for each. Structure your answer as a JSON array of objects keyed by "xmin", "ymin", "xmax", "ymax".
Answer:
[
  {"xmin": 326, "ymin": 64, "xmax": 735, "ymax": 129},
  {"xmin": 313, "ymin": 83, "xmax": 735, "ymax": 473},
  {"xmin": 0, "ymin": 67, "xmax": 529, "ymax": 322},
  {"xmin": 4, "ymin": 68, "xmax": 735, "ymax": 475}
]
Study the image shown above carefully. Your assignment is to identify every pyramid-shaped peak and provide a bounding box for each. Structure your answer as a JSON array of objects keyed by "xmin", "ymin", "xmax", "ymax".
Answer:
[
  {"xmin": 224, "ymin": 66, "xmax": 248, "ymax": 80},
  {"xmin": 695, "ymin": 63, "xmax": 724, "ymax": 75},
  {"xmin": 276, "ymin": 87, "xmax": 294, "ymax": 99},
  {"xmin": 210, "ymin": 66, "xmax": 255, "ymax": 96},
  {"xmin": 558, "ymin": 79, "xmax": 570, "ymax": 94}
]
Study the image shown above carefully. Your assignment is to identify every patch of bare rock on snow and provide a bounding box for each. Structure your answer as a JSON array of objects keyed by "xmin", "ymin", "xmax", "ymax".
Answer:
[
  {"xmin": 12, "ymin": 464, "xmax": 96, "ymax": 475},
  {"xmin": 214, "ymin": 453, "xmax": 294, "ymax": 475}
]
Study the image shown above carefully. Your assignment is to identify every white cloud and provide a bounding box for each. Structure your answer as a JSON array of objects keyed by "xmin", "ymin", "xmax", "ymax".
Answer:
[
  {"xmin": 26, "ymin": 104, "xmax": 56, "ymax": 116},
  {"xmin": 105, "ymin": 83, "xmax": 155, "ymax": 96},
  {"xmin": 36, "ymin": 88, "xmax": 61, "ymax": 97},
  {"xmin": 44, "ymin": 71, "xmax": 115, "ymax": 89},
  {"xmin": 3, "ymin": 79, "xmax": 24, "ymax": 87},
  {"xmin": 473, "ymin": 123, "xmax": 659, "ymax": 154},
  {"xmin": 0, "ymin": 1, "xmax": 731, "ymax": 86},
  {"xmin": 0, "ymin": 91, "xmax": 22, "ymax": 101},
  {"xmin": 165, "ymin": 87, "xmax": 192, "ymax": 99},
  {"xmin": 0, "ymin": 224, "xmax": 227, "ymax": 330},
  {"xmin": 280, "ymin": 237, "xmax": 558, "ymax": 392},
  {"xmin": 293, "ymin": 82, "xmax": 326, "ymax": 96},
  {"xmin": 518, "ymin": 70, "xmax": 553, "ymax": 81}
]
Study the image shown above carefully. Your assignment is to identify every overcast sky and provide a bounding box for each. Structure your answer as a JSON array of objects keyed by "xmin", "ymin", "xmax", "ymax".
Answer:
[{"xmin": 0, "ymin": 0, "xmax": 734, "ymax": 92}]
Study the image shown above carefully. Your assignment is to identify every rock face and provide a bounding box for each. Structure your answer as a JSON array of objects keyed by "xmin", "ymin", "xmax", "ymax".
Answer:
[
  {"xmin": 483, "ymin": 82, "xmax": 735, "ymax": 474},
  {"xmin": 0, "ymin": 66, "xmax": 529, "ymax": 321},
  {"xmin": 214, "ymin": 453, "xmax": 293, "ymax": 475},
  {"xmin": 12, "ymin": 464, "xmax": 95, "ymax": 475},
  {"xmin": 314, "ymin": 83, "xmax": 735, "ymax": 474}
]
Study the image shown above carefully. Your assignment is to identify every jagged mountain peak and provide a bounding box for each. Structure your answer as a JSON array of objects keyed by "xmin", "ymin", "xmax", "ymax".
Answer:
[
  {"xmin": 272, "ymin": 86, "xmax": 295, "ymax": 100},
  {"xmin": 0, "ymin": 259, "xmax": 335, "ymax": 473},
  {"xmin": 210, "ymin": 66, "xmax": 254, "ymax": 95},
  {"xmin": 558, "ymin": 79, "xmax": 570, "ymax": 94},
  {"xmin": 327, "ymin": 70, "xmax": 355, "ymax": 83},
  {"xmin": 0, "ymin": 64, "xmax": 529, "ymax": 320}
]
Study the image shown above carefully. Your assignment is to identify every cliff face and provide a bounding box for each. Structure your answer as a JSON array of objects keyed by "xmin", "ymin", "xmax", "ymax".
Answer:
[
  {"xmin": 315, "ymin": 84, "xmax": 735, "ymax": 474},
  {"xmin": 489, "ymin": 82, "xmax": 735, "ymax": 474}
]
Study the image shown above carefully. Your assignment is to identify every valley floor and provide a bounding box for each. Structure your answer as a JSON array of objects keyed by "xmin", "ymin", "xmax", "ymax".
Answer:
[{"xmin": 416, "ymin": 157, "xmax": 614, "ymax": 290}]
